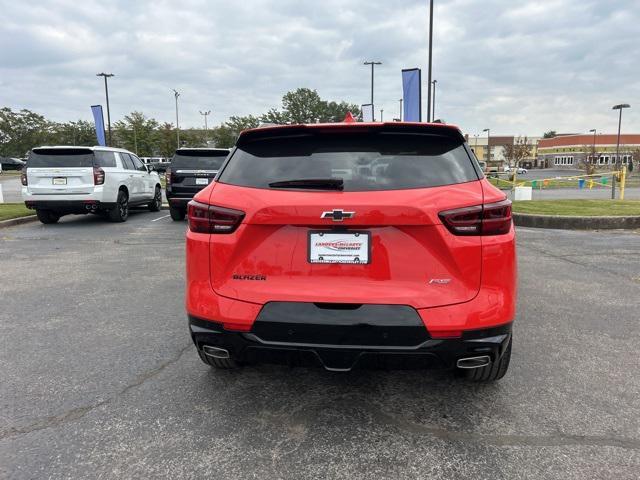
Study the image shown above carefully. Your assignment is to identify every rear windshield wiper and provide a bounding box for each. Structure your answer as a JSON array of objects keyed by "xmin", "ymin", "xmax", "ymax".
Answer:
[{"xmin": 268, "ymin": 178, "xmax": 344, "ymax": 190}]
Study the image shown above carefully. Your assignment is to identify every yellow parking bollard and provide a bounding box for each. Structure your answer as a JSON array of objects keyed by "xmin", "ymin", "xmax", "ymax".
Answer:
[{"xmin": 620, "ymin": 166, "xmax": 627, "ymax": 201}]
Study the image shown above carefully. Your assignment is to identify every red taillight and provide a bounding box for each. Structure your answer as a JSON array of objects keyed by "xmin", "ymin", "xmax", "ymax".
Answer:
[
  {"xmin": 93, "ymin": 167, "xmax": 105, "ymax": 185},
  {"xmin": 21, "ymin": 171, "xmax": 28, "ymax": 186},
  {"xmin": 165, "ymin": 168, "xmax": 172, "ymax": 185},
  {"xmin": 439, "ymin": 199, "xmax": 512, "ymax": 236},
  {"xmin": 187, "ymin": 200, "xmax": 245, "ymax": 234},
  {"xmin": 481, "ymin": 199, "xmax": 513, "ymax": 235}
]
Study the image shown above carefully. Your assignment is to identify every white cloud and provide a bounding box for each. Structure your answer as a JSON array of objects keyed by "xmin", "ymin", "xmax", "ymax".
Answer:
[{"xmin": 0, "ymin": 0, "xmax": 638, "ymax": 135}]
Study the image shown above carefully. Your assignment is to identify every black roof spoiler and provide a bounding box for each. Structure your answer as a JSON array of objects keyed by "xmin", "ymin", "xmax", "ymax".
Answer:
[{"xmin": 237, "ymin": 123, "xmax": 465, "ymax": 148}]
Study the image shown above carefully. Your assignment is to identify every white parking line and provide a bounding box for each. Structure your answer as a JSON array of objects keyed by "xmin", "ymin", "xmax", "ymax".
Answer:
[
  {"xmin": 151, "ymin": 214, "xmax": 170, "ymax": 222},
  {"xmin": 0, "ymin": 183, "xmax": 4, "ymax": 203}
]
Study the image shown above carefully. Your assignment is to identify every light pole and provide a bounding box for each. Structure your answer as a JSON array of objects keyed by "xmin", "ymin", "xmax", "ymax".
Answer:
[
  {"xmin": 399, "ymin": 99, "xmax": 403, "ymax": 121},
  {"xmin": 96, "ymin": 73, "xmax": 114, "ymax": 146},
  {"xmin": 611, "ymin": 104, "xmax": 630, "ymax": 199},
  {"xmin": 427, "ymin": 0, "xmax": 434, "ymax": 122},
  {"xmin": 483, "ymin": 128, "xmax": 491, "ymax": 165},
  {"xmin": 380, "ymin": 109, "xmax": 384, "ymax": 122},
  {"xmin": 364, "ymin": 61, "xmax": 382, "ymax": 121},
  {"xmin": 199, "ymin": 110, "xmax": 211, "ymax": 131},
  {"xmin": 589, "ymin": 128, "xmax": 597, "ymax": 166},
  {"xmin": 172, "ymin": 89, "xmax": 181, "ymax": 148},
  {"xmin": 431, "ymin": 79, "xmax": 437, "ymax": 121}
]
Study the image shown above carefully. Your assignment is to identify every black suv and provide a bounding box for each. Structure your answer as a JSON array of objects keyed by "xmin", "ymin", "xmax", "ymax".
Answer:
[{"xmin": 165, "ymin": 148, "xmax": 230, "ymax": 220}]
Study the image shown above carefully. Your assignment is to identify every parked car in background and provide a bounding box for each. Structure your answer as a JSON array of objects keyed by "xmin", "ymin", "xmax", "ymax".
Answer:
[
  {"xmin": 22, "ymin": 146, "xmax": 162, "ymax": 224},
  {"xmin": 165, "ymin": 148, "xmax": 230, "ymax": 220},
  {"xmin": 185, "ymin": 121, "xmax": 516, "ymax": 381},
  {"xmin": 0, "ymin": 157, "xmax": 26, "ymax": 172},
  {"xmin": 504, "ymin": 166, "xmax": 527, "ymax": 174},
  {"xmin": 152, "ymin": 157, "xmax": 171, "ymax": 173}
]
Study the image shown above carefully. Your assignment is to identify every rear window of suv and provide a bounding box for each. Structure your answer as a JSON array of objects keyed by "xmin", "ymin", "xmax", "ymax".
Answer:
[
  {"xmin": 28, "ymin": 149, "xmax": 94, "ymax": 168},
  {"xmin": 27, "ymin": 149, "xmax": 117, "ymax": 168},
  {"xmin": 218, "ymin": 132, "xmax": 479, "ymax": 191},
  {"xmin": 171, "ymin": 150, "xmax": 228, "ymax": 170}
]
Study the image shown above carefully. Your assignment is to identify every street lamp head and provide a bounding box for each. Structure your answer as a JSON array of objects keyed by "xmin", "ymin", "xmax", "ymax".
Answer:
[
  {"xmin": 363, "ymin": 61, "xmax": 382, "ymax": 65},
  {"xmin": 589, "ymin": 129, "xmax": 596, "ymax": 132},
  {"xmin": 612, "ymin": 104, "xmax": 630, "ymax": 110},
  {"xmin": 172, "ymin": 89, "xmax": 180, "ymax": 98},
  {"xmin": 96, "ymin": 72, "xmax": 114, "ymax": 78},
  {"xmin": 483, "ymin": 128, "xmax": 490, "ymax": 133}
]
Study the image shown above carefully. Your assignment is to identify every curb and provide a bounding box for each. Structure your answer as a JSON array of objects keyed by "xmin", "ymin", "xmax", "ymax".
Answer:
[
  {"xmin": 514, "ymin": 213, "xmax": 640, "ymax": 230},
  {"xmin": 0, "ymin": 215, "xmax": 37, "ymax": 229}
]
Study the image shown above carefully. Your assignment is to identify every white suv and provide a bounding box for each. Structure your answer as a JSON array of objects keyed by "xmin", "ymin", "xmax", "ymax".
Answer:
[{"xmin": 21, "ymin": 146, "xmax": 162, "ymax": 224}]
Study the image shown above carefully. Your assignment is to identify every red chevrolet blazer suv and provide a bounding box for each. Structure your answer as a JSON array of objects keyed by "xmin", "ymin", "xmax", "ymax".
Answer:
[{"xmin": 186, "ymin": 121, "xmax": 516, "ymax": 381}]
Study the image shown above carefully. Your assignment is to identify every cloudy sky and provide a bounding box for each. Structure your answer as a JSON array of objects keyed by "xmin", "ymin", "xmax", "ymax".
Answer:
[{"xmin": 1, "ymin": 0, "xmax": 639, "ymax": 136}]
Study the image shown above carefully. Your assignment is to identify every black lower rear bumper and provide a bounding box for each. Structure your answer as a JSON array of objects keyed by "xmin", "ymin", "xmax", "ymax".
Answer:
[
  {"xmin": 25, "ymin": 200, "xmax": 116, "ymax": 213},
  {"xmin": 188, "ymin": 303, "xmax": 512, "ymax": 372},
  {"xmin": 166, "ymin": 196, "xmax": 191, "ymax": 209}
]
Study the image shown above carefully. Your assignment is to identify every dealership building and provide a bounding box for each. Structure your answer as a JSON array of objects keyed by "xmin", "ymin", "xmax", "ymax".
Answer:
[{"xmin": 537, "ymin": 134, "xmax": 640, "ymax": 169}]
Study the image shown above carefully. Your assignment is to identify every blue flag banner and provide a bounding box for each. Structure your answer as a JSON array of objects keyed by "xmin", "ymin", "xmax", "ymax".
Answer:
[
  {"xmin": 91, "ymin": 105, "xmax": 106, "ymax": 146},
  {"xmin": 402, "ymin": 68, "xmax": 422, "ymax": 122}
]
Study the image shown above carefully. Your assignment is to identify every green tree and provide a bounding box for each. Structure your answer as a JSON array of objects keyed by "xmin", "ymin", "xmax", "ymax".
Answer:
[
  {"xmin": 180, "ymin": 129, "xmax": 209, "ymax": 148},
  {"xmin": 0, "ymin": 108, "xmax": 54, "ymax": 157},
  {"xmin": 262, "ymin": 89, "xmax": 361, "ymax": 125},
  {"xmin": 281, "ymin": 88, "xmax": 325, "ymax": 124},
  {"xmin": 260, "ymin": 108, "xmax": 290, "ymax": 125},
  {"xmin": 210, "ymin": 115, "xmax": 261, "ymax": 148},
  {"xmin": 157, "ymin": 122, "xmax": 178, "ymax": 158},
  {"xmin": 321, "ymin": 100, "xmax": 361, "ymax": 123},
  {"xmin": 543, "ymin": 130, "xmax": 557, "ymax": 139},
  {"xmin": 113, "ymin": 111, "xmax": 160, "ymax": 156},
  {"xmin": 52, "ymin": 120, "xmax": 96, "ymax": 146}
]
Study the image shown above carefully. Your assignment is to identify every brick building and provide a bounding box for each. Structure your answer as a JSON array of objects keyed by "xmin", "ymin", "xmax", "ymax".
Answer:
[{"xmin": 537, "ymin": 134, "xmax": 640, "ymax": 169}]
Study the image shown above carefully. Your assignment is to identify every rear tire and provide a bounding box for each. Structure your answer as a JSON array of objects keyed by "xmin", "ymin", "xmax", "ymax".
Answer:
[
  {"xmin": 36, "ymin": 209, "xmax": 60, "ymax": 224},
  {"xmin": 169, "ymin": 206, "xmax": 185, "ymax": 221},
  {"xmin": 109, "ymin": 190, "xmax": 129, "ymax": 222},
  {"xmin": 148, "ymin": 186, "xmax": 162, "ymax": 212},
  {"xmin": 197, "ymin": 349, "xmax": 239, "ymax": 369},
  {"xmin": 463, "ymin": 337, "xmax": 512, "ymax": 382}
]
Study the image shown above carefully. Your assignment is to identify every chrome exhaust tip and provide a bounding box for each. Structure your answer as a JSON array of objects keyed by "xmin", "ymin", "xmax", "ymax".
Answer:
[
  {"xmin": 85, "ymin": 204, "xmax": 92, "ymax": 210},
  {"xmin": 201, "ymin": 345, "xmax": 230, "ymax": 359},
  {"xmin": 456, "ymin": 355, "xmax": 491, "ymax": 369}
]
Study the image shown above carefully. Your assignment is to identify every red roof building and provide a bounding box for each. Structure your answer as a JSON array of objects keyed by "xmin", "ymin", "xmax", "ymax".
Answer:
[{"xmin": 537, "ymin": 134, "xmax": 640, "ymax": 169}]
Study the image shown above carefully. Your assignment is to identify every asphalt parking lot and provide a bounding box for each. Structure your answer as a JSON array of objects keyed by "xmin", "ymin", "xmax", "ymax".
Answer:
[{"xmin": 1, "ymin": 213, "xmax": 639, "ymax": 479}]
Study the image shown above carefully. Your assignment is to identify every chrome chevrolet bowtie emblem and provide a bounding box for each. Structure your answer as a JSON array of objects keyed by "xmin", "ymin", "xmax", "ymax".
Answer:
[{"xmin": 321, "ymin": 209, "xmax": 355, "ymax": 222}]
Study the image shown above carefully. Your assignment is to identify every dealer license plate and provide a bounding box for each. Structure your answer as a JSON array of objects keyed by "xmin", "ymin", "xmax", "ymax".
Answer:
[
  {"xmin": 308, "ymin": 231, "xmax": 370, "ymax": 264},
  {"xmin": 195, "ymin": 178, "xmax": 209, "ymax": 185},
  {"xmin": 52, "ymin": 177, "xmax": 67, "ymax": 185}
]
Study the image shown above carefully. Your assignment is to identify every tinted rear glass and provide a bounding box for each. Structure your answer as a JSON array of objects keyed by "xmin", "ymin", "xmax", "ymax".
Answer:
[
  {"xmin": 28, "ymin": 149, "xmax": 94, "ymax": 168},
  {"xmin": 218, "ymin": 133, "xmax": 478, "ymax": 191},
  {"xmin": 172, "ymin": 151, "xmax": 228, "ymax": 170}
]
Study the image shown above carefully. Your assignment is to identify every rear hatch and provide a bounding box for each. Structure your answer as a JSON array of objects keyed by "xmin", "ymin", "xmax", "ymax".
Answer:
[
  {"xmin": 26, "ymin": 148, "xmax": 97, "ymax": 195},
  {"xmin": 207, "ymin": 125, "xmax": 484, "ymax": 309},
  {"xmin": 168, "ymin": 149, "xmax": 229, "ymax": 197}
]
